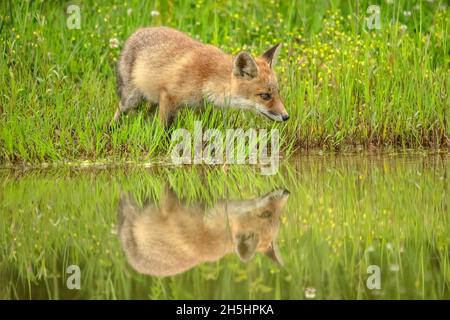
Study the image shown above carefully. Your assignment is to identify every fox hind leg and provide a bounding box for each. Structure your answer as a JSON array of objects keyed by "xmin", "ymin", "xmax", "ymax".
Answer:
[
  {"xmin": 158, "ymin": 91, "xmax": 179, "ymax": 128},
  {"xmin": 113, "ymin": 86, "xmax": 142, "ymax": 122}
]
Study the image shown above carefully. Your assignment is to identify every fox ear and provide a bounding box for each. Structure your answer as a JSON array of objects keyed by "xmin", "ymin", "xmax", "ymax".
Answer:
[
  {"xmin": 233, "ymin": 51, "xmax": 258, "ymax": 79},
  {"xmin": 264, "ymin": 242, "xmax": 284, "ymax": 266},
  {"xmin": 262, "ymin": 43, "xmax": 282, "ymax": 68}
]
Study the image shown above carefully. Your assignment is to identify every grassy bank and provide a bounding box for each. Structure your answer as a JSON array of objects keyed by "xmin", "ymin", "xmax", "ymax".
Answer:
[{"xmin": 0, "ymin": 0, "xmax": 449, "ymax": 163}]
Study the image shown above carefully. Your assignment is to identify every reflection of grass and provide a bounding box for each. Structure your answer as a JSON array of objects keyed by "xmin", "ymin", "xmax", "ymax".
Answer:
[
  {"xmin": 0, "ymin": 1, "xmax": 449, "ymax": 163},
  {"xmin": 0, "ymin": 154, "xmax": 449, "ymax": 299}
]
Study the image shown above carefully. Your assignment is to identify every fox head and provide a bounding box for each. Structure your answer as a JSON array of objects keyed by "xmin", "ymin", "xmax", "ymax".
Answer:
[
  {"xmin": 229, "ymin": 189, "xmax": 289, "ymax": 265},
  {"xmin": 230, "ymin": 43, "xmax": 288, "ymax": 122}
]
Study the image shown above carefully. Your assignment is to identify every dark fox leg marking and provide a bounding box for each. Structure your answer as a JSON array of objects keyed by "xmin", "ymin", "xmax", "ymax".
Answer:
[{"xmin": 114, "ymin": 87, "xmax": 142, "ymax": 122}]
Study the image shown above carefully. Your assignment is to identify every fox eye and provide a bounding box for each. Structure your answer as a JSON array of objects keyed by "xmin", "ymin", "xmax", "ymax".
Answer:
[
  {"xmin": 258, "ymin": 93, "xmax": 272, "ymax": 101},
  {"xmin": 258, "ymin": 210, "xmax": 273, "ymax": 219}
]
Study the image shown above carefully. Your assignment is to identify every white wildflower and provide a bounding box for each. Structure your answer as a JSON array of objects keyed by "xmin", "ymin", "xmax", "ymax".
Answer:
[{"xmin": 109, "ymin": 38, "xmax": 120, "ymax": 49}]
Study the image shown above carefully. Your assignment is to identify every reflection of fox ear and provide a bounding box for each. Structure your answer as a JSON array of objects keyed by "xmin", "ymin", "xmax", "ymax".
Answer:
[
  {"xmin": 160, "ymin": 185, "xmax": 182, "ymax": 216},
  {"xmin": 236, "ymin": 234, "xmax": 259, "ymax": 262},
  {"xmin": 264, "ymin": 242, "xmax": 284, "ymax": 266}
]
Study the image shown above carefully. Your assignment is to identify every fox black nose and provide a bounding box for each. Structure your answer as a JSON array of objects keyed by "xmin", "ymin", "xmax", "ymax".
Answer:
[{"xmin": 282, "ymin": 114, "xmax": 289, "ymax": 121}]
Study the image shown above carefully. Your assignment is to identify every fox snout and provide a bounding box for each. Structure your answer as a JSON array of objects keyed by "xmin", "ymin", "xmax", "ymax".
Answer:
[
  {"xmin": 269, "ymin": 102, "xmax": 289, "ymax": 122},
  {"xmin": 257, "ymin": 101, "xmax": 289, "ymax": 122}
]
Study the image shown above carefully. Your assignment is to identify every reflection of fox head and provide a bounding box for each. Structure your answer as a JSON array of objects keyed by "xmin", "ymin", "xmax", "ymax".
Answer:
[{"xmin": 117, "ymin": 187, "xmax": 289, "ymax": 276}]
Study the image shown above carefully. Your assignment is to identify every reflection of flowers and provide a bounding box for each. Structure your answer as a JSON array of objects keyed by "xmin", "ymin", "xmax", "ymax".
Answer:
[
  {"xmin": 305, "ymin": 287, "xmax": 317, "ymax": 299},
  {"xmin": 109, "ymin": 38, "xmax": 120, "ymax": 49},
  {"xmin": 389, "ymin": 264, "xmax": 400, "ymax": 272}
]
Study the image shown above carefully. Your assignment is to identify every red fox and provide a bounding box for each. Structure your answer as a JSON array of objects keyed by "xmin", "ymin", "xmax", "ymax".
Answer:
[
  {"xmin": 117, "ymin": 187, "xmax": 289, "ymax": 276},
  {"xmin": 114, "ymin": 27, "xmax": 288, "ymax": 127}
]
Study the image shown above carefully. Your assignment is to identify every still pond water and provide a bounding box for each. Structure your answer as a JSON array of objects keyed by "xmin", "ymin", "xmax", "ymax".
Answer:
[{"xmin": 1, "ymin": 153, "xmax": 449, "ymax": 299}]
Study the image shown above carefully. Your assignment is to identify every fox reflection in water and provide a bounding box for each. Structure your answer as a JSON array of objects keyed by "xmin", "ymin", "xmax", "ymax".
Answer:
[{"xmin": 117, "ymin": 187, "xmax": 289, "ymax": 276}]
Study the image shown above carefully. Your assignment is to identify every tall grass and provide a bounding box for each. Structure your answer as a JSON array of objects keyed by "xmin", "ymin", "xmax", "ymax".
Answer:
[
  {"xmin": 0, "ymin": 154, "xmax": 449, "ymax": 299},
  {"xmin": 0, "ymin": 0, "xmax": 449, "ymax": 164}
]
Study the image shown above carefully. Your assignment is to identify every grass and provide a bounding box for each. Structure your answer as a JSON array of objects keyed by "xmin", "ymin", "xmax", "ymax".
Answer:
[
  {"xmin": 0, "ymin": 154, "xmax": 449, "ymax": 299},
  {"xmin": 0, "ymin": 0, "xmax": 449, "ymax": 164}
]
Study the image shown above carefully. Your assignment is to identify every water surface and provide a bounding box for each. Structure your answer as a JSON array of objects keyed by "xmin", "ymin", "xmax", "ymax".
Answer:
[{"xmin": 1, "ymin": 154, "xmax": 449, "ymax": 299}]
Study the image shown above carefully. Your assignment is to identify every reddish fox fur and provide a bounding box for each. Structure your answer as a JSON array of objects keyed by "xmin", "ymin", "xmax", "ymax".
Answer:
[{"xmin": 115, "ymin": 27, "xmax": 288, "ymax": 127}]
